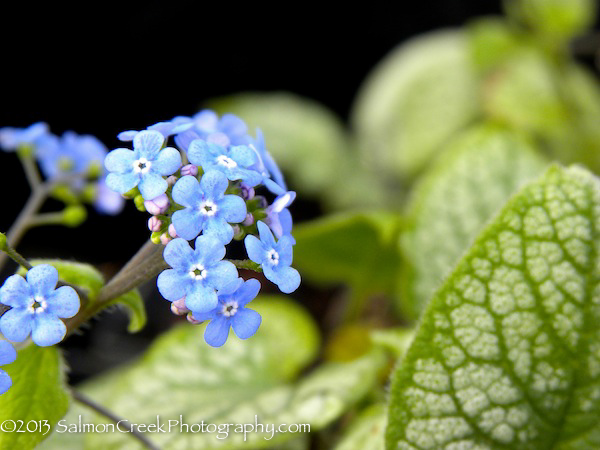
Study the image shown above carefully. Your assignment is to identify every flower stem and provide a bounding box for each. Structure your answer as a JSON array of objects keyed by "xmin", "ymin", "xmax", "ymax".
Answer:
[{"xmin": 71, "ymin": 389, "xmax": 160, "ymax": 450}]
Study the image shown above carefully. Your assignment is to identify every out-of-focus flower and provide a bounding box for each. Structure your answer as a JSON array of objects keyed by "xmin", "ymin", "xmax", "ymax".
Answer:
[{"xmin": 0, "ymin": 122, "xmax": 49, "ymax": 152}]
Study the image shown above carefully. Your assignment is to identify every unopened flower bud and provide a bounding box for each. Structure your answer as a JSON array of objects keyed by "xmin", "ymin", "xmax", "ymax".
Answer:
[
  {"xmin": 160, "ymin": 233, "xmax": 172, "ymax": 246},
  {"xmin": 62, "ymin": 205, "xmax": 87, "ymax": 227},
  {"xmin": 148, "ymin": 216, "xmax": 163, "ymax": 232},
  {"xmin": 171, "ymin": 297, "xmax": 189, "ymax": 315},
  {"xmin": 167, "ymin": 175, "xmax": 177, "ymax": 187},
  {"xmin": 186, "ymin": 313, "xmax": 202, "ymax": 325},
  {"xmin": 133, "ymin": 195, "xmax": 146, "ymax": 212},
  {"xmin": 232, "ymin": 224, "xmax": 246, "ymax": 240},
  {"xmin": 240, "ymin": 183, "xmax": 255, "ymax": 200},
  {"xmin": 242, "ymin": 213, "xmax": 254, "ymax": 227},
  {"xmin": 144, "ymin": 193, "xmax": 170, "ymax": 215},
  {"xmin": 180, "ymin": 164, "xmax": 198, "ymax": 177},
  {"xmin": 168, "ymin": 223, "xmax": 178, "ymax": 238}
]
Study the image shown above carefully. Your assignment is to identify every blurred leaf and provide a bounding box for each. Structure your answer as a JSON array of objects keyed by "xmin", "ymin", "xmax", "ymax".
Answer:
[
  {"xmin": 387, "ymin": 165, "xmax": 600, "ymax": 448},
  {"xmin": 483, "ymin": 49, "xmax": 568, "ymax": 131},
  {"xmin": 107, "ymin": 288, "xmax": 147, "ymax": 333},
  {"xmin": 0, "ymin": 345, "xmax": 70, "ymax": 449},
  {"xmin": 334, "ymin": 403, "xmax": 386, "ymax": 450},
  {"xmin": 352, "ymin": 30, "xmax": 479, "ymax": 179},
  {"xmin": 293, "ymin": 211, "xmax": 402, "ymax": 298},
  {"xmin": 44, "ymin": 297, "xmax": 387, "ymax": 448},
  {"xmin": 370, "ymin": 328, "xmax": 415, "ymax": 360},
  {"xmin": 400, "ymin": 125, "xmax": 546, "ymax": 318},
  {"xmin": 468, "ymin": 17, "xmax": 526, "ymax": 73},
  {"xmin": 505, "ymin": 0, "xmax": 597, "ymax": 46},
  {"xmin": 324, "ymin": 324, "xmax": 374, "ymax": 362}
]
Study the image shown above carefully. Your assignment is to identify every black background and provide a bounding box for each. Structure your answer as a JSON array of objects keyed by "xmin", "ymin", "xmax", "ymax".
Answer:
[{"xmin": 3, "ymin": 0, "xmax": 595, "ymax": 382}]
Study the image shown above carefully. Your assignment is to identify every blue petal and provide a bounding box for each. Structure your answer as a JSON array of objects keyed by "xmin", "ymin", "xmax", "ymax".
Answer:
[
  {"xmin": 187, "ymin": 139, "xmax": 214, "ymax": 167},
  {"xmin": 234, "ymin": 278, "xmax": 261, "ymax": 307},
  {"xmin": 257, "ymin": 221, "xmax": 276, "ymax": 249},
  {"xmin": 46, "ymin": 286, "xmax": 80, "ymax": 318},
  {"xmin": 231, "ymin": 308, "xmax": 261, "ymax": 339},
  {"xmin": 219, "ymin": 195, "xmax": 247, "ymax": 223},
  {"xmin": 0, "ymin": 308, "xmax": 32, "ymax": 342},
  {"xmin": 276, "ymin": 235, "xmax": 295, "ymax": 267},
  {"xmin": 204, "ymin": 316, "xmax": 231, "ymax": 347},
  {"xmin": 229, "ymin": 145, "xmax": 257, "ymax": 167},
  {"xmin": 0, "ymin": 341, "xmax": 17, "ymax": 366},
  {"xmin": 153, "ymin": 147, "xmax": 182, "ymax": 176},
  {"xmin": 200, "ymin": 170, "xmax": 229, "ymax": 200},
  {"xmin": 272, "ymin": 191, "xmax": 296, "ymax": 212},
  {"xmin": 191, "ymin": 308, "xmax": 218, "ymax": 322},
  {"xmin": 204, "ymin": 217, "xmax": 234, "ymax": 244},
  {"xmin": 244, "ymin": 235, "xmax": 266, "ymax": 264},
  {"xmin": 219, "ymin": 114, "xmax": 248, "ymax": 143},
  {"xmin": 171, "ymin": 209, "xmax": 204, "ymax": 241},
  {"xmin": 174, "ymin": 130, "xmax": 200, "ymax": 153},
  {"xmin": 117, "ymin": 130, "xmax": 138, "ymax": 142},
  {"xmin": 134, "ymin": 130, "xmax": 164, "ymax": 160},
  {"xmin": 0, "ymin": 370, "xmax": 12, "ymax": 395},
  {"xmin": 233, "ymin": 168, "xmax": 263, "ymax": 187},
  {"xmin": 106, "ymin": 171, "xmax": 140, "ymax": 194},
  {"xmin": 138, "ymin": 172, "xmax": 167, "ymax": 200},
  {"xmin": 94, "ymin": 180, "xmax": 126, "ymax": 215},
  {"xmin": 263, "ymin": 265, "xmax": 301, "ymax": 294},
  {"xmin": 104, "ymin": 148, "xmax": 136, "ymax": 173},
  {"xmin": 194, "ymin": 234, "xmax": 227, "ymax": 264},
  {"xmin": 0, "ymin": 275, "xmax": 32, "ymax": 308},
  {"xmin": 194, "ymin": 110, "xmax": 219, "ymax": 131},
  {"xmin": 163, "ymin": 238, "xmax": 195, "ymax": 270},
  {"xmin": 185, "ymin": 284, "xmax": 218, "ymax": 313},
  {"xmin": 279, "ymin": 209, "xmax": 293, "ymax": 237},
  {"xmin": 217, "ymin": 278, "xmax": 244, "ymax": 297},
  {"xmin": 172, "ymin": 175, "xmax": 201, "ymax": 208},
  {"xmin": 264, "ymin": 178, "xmax": 286, "ymax": 196},
  {"xmin": 26, "ymin": 265, "xmax": 58, "ymax": 297},
  {"xmin": 31, "ymin": 314, "xmax": 67, "ymax": 347},
  {"xmin": 205, "ymin": 260, "xmax": 238, "ymax": 290},
  {"xmin": 157, "ymin": 269, "xmax": 191, "ymax": 301}
]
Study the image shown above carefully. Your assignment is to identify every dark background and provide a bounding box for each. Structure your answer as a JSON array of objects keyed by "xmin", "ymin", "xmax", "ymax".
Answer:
[{"xmin": 2, "ymin": 0, "xmax": 593, "ymax": 382}]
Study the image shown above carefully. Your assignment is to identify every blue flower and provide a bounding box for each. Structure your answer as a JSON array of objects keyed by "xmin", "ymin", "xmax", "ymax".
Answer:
[
  {"xmin": 245, "ymin": 221, "xmax": 300, "ymax": 293},
  {"xmin": 265, "ymin": 191, "xmax": 296, "ymax": 239},
  {"xmin": 157, "ymin": 235, "xmax": 239, "ymax": 313},
  {"xmin": 187, "ymin": 140, "xmax": 263, "ymax": 187},
  {"xmin": 0, "ymin": 340, "xmax": 16, "ymax": 395},
  {"xmin": 174, "ymin": 110, "xmax": 251, "ymax": 152},
  {"xmin": 192, "ymin": 278, "xmax": 262, "ymax": 347},
  {"xmin": 105, "ymin": 130, "xmax": 182, "ymax": 200},
  {"xmin": 36, "ymin": 131, "xmax": 107, "ymax": 181},
  {"xmin": 0, "ymin": 122, "xmax": 49, "ymax": 152},
  {"xmin": 117, "ymin": 117, "xmax": 194, "ymax": 142},
  {"xmin": 0, "ymin": 265, "xmax": 80, "ymax": 347},
  {"xmin": 250, "ymin": 129, "xmax": 287, "ymax": 195},
  {"xmin": 171, "ymin": 171, "xmax": 246, "ymax": 242}
]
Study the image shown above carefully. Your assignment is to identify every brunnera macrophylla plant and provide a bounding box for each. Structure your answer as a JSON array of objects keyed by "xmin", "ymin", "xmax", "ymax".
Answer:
[{"xmin": 0, "ymin": 111, "xmax": 301, "ymax": 397}]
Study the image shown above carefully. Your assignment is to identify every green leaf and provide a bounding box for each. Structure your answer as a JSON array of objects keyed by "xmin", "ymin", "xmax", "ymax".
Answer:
[
  {"xmin": 387, "ymin": 165, "xmax": 600, "ymax": 449},
  {"xmin": 107, "ymin": 289, "xmax": 147, "ymax": 333},
  {"xmin": 335, "ymin": 403, "xmax": 387, "ymax": 450},
  {"xmin": 0, "ymin": 345, "xmax": 70, "ymax": 449},
  {"xmin": 505, "ymin": 0, "xmax": 596, "ymax": 45},
  {"xmin": 467, "ymin": 18, "xmax": 526, "ymax": 73},
  {"xmin": 44, "ymin": 297, "xmax": 386, "ymax": 449},
  {"xmin": 293, "ymin": 211, "xmax": 402, "ymax": 299},
  {"xmin": 351, "ymin": 30, "xmax": 479, "ymax": 178},
  {"xmin": 400, "ymin": 125, "xmax": 546, "ymax": 318}
]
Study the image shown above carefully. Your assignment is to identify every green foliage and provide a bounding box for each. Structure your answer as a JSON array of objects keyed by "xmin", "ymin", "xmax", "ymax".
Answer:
[
  {"xmin": 352, "ymin": 30, "xmax": 479, "ymax": 179},
  {"xmin": 106, "ymin": 288, "xmax": 147, "ymax": 333},
  {"xmin": 400, "ymin": 125, "xmax": 546, "ymax": 318},
  {"xmin": 334, "ymin": 403, "xmax": 387, "ymax": 450},
  {"xmin": 387, "ymin": 165, "xmax": 600, "ymax": 448},
  {"xmin": 0, "ymin": 345, "xmax": 70, "ymax": 449}
]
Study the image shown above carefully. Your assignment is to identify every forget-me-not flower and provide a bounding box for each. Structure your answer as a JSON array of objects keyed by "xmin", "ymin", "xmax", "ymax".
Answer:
[
  {"xmin": 105, "ymin": 130, "xmax": 182, "ymax": 200},
  {"xmin": 157, "ymin": 235, "xmax": 238, "ymax": 313},
  {"xmin": 174, "ymin": 110, "xmax": 251, "ymax": 151},
  {"xmin": 187, "ymin": 140, "xmax": 263, "ymax": 187},
  {"xmin": 192, "ymin": 278, "xmax": 262, "ymax": 347},
  {"xmin": 0, "ymin": 122, "xmax": 49, "ymax": 152},
  {"xmin": 0, "ymin": 340, "xmax": 16, "ymax": 395},
  {"xmin": 171, "ymin": 171, "xmax": 247, "ymax": 243},
  {"xmin": 0, "ymin": 265, "xmax": 80, "ymax": 347},
  {"xmin": 245, "ymin": 221, "xmax": 300, "ymax": 293}
]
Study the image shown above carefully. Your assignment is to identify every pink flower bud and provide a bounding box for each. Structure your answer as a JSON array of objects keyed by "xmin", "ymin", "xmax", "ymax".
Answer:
[
  {"xmin": 180, "ymin": 164, "xmax": 198, "ymax": 177},
  {"xmin": 168, "ymin": 223, "xmax": 178, "ymax": 238},
  {"xmin": 186, "ymin": 313, "xmax": 202, "ymax": 325},
  {"xmin": 240, "ymin": 184, "xmax": 255, "ymax": 200},
  {"xmin": 148, "ymin": 216, "xmax": 163, "ymax": 232},
  {"xmin": 242, "ymin": 213, "xmax": 254, "ymax": 226},
  {"xmin": 171, "ymin": 297, "xmax": 189, "ymax": 315},
  {"xmin": 160, "ymin": 233, "xmax": 172, "ymax": 246},
  {"xmin": 144, "ymin": 193, "xmax": 170, "ymax": 215},
  {"xmin": 167, "ymin": 175, "xmax": 178, "ymax": 186}
]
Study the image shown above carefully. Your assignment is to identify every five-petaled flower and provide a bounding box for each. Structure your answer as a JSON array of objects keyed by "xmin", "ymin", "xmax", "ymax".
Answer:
[
  {"xmin": 245, "ymin": 221, "xmax": 300, "ymax": 294},
  {"xmin": 0, "ymin": 340, "xmax": 16, "ymax": 395},
  {"xmin": 105, "ymin": 130, "xmax": 182, "ymax": 200},
  {"xmin": 0, "ymin": 122, "xmax": 49, "ymax": 152},
  {"xmin": 0, "ymin": 265, "xmax": 80, "ymax": 347},
  {"xmin": 157, "ymin": 235, "xmax": 238, "ymax": 313},
  {"xmin": 171, "ymin": 171, "xmax": 247, "ymax": 243},
  {"xmin": 192, "ymin": 278, "xmax": 262, "ymax": 347}
]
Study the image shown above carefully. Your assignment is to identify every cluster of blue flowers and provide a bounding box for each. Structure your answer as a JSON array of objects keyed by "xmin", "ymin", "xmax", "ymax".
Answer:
[
  {"xmin": 0, "ymin": 264, "xmax": 80, "ymax": 394},
  {"xmin": 104, "ymin": 110, "xmax": 300, "ymax": 347},
  {"xmin": 0, "ymin": 122, "xmax": 124, "ymax": 215}
]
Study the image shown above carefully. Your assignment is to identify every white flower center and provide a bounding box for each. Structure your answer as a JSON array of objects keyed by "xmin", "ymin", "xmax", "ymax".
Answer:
[
  {"xmin": 133, "ymin": 157, "xmax": 152, "ymax": 174},
  {"xmin": 216, "ymin": 155, "xmax": 237, "ymax": 169},
  {"xmin": 221, "ymin": 301, "xmax": 239, "ymax": 318},
  {"xmin": 199, "ymin": 200, "xmax": 218, "ymax": 217},
  {"xmin": 29, "ymin": 296, "xmax": 48, "ymax": 314},
  {"xmin": 267, "ymin": 249, "xmax": 280, "ymax": 266},
  {"xmin": 189, "ymin": 264, "xmax": 207, "ymax": 280}
]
